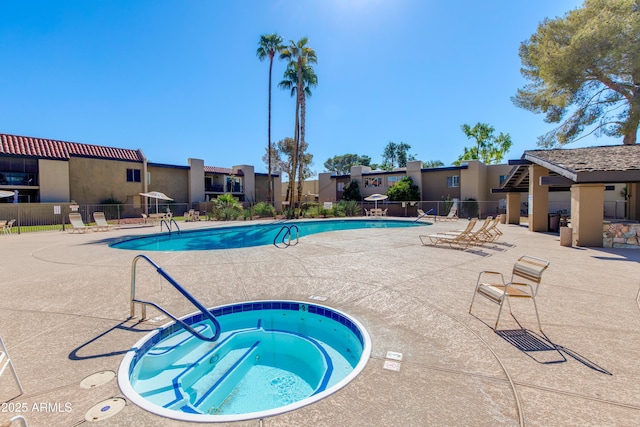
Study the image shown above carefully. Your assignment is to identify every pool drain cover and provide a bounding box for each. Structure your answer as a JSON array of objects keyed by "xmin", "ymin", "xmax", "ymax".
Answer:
[
  {"xmin": 80, "ymin": 371, "xmax": 116, "ymax": 389},
  {"xmin": 84, "ymin": 398, "xmax": 126, "ymax": 422}
]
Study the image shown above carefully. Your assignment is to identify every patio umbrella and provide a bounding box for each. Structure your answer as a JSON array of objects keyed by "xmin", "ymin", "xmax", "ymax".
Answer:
[
  {"xmin": 139, "ymin": 191, "xmax": 173, "ymax": 214},
  {"xmin": 364, "ymin": 193, "xmax": 388, "ymax": 209}
]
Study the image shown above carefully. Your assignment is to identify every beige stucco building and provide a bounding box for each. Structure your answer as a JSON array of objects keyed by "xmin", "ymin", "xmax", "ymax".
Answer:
[{"xmin": 0, "ymin": 133, "xmax": 281, "ymax": 211}]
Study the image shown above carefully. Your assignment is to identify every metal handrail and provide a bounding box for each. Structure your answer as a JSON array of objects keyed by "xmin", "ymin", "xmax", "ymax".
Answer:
[
  {"xmin": 415, "ymin": 208, "xmax": 435, "ymax": 222},
  {"xmin": 273, "ymin": 225, "xmax": 299, "ymax": 248},
  {"xmin": 0, "ymin": 336, "xmax": 24, "ymax": 398},
  {"xmin": 129, "ymin": 254, "xmax": 221, "ymax": 342},
  {"xmin": 160, "ymin": 218, "xmax": 181, "ymax": 234}
]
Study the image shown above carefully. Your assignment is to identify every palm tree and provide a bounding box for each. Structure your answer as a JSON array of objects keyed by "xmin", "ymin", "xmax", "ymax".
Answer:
[
  {"xmin": 280, "ymin": 37, "xmax": 317, "ymax": 217},
  {"xmin": 256, "ymin": 33, "xmax": 284, "ymax": 207},
  {"xmin": 279, "ymin": 62, "xmax": 317, "ymax": 216}
]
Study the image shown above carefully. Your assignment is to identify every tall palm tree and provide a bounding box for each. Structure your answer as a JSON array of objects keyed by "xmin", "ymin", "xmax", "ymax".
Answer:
[
  {"xmin": 280, "ymin": 37, "xmax": 317, "ymax": 217},
  {"xmin": 279, "ymin": 63, "xmax": 317, "ymax": 216},
  {"xmin": 256, "ymin": 33, "xmax": 284, "ymax": 207}
]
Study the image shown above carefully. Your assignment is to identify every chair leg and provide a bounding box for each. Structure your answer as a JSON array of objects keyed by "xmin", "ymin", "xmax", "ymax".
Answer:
[
  {"xmin": 531, "ymin": 297, "xmax": 543, "ymax": 332},
  {"xmin": 494, "ymin": 300, "xmax": 506, "ymax": 331}
]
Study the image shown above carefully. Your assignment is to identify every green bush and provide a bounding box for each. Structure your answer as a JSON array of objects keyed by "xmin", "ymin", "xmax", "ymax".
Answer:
[
  {"xmin": 211, "ymin": 194, "xmax": 243, "ymax": 221},
  {"xmin": 337, "ymin": 200, "xmax": 360, "ymax": 216},
  {"xmin": 253, "ymin": 202, "xmax": 276, "ymax": 217}
]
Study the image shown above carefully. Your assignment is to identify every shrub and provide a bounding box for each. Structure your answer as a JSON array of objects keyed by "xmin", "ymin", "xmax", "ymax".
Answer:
[
  {"xmin": 211, "ymin": 194, "xmax": 243, "ymax": 221},
  {"xmin": 253, "ymin": 202, "xmax": 276, "ymax": 218}
]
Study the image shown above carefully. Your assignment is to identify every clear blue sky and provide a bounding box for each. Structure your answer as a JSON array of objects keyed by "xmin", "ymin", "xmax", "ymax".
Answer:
[{"xmin": 0, "ymin": 0, "xmax": 617, "ymax": 176}]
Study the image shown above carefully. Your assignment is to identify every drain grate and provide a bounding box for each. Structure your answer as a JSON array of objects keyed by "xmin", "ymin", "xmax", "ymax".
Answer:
[
  {"xmin": 85, "ymin": 398, "xmax": 126, "ymax": 422},
  {"xmin": 80, "ymin": 371, "xmax": 116, "ymax": 389}
]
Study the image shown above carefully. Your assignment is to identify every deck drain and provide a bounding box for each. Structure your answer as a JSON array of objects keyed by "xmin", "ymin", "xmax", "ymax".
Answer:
[
  {"xmin": 80, "ymin": 371, "xmax": 116, "ymax": 389},
  {"xmin": 85, "ymin": 398, "xmax": 126, "ymax": 422}
]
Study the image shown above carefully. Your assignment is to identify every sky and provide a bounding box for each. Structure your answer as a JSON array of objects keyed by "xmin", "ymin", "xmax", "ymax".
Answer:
[{"xmin": 0, "ymin": 0, "xmax": 619, "ymax": 177}]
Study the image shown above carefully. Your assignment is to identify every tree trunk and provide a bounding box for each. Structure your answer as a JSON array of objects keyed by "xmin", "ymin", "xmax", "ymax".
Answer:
[
  {"xmin": 267, "ymin": 56, "xmax": 274, "ymax": 206},
  {"xmin": 297, "ymin": 94, "xmax": 306, "ymax": 218}
]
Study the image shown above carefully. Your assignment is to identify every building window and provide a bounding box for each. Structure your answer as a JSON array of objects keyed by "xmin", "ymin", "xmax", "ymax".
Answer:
[
  {"xmin": 127, "ymin": 168, "xmax": 141, "ymax": 182},
  {"xmin": 337, "ymin": 182, "xmax": 345, "ymax": 192},
  {"xmin": 364, "ymin": 177, "xmax": 382, "ymax": 188},
  {"xmin": 447, "ymin": 176, "xmax": 459, "ymax": 188},
  {"xmin": 499, "ymin": 175, "xmax": 508, "ymax": 185},
  {"xmin": 387, "ymin": 176, "xmax": 403, "ymax": 187}
]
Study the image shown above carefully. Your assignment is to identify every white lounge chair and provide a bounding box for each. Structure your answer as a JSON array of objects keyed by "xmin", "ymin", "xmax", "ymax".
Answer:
[
  {"xmin": 68, "ymin": 213, "xmax": 91, "ymax": 233},
  {"xmin": 93, "ymin": 212, "xmax": 116, "ymax": 231}
]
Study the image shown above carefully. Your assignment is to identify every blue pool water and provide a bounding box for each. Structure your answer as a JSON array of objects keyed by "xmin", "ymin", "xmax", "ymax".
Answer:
[
  {"xmin": 111, "ymin": 218, "xmax": 428, "ymax": 251},
  {"xmin": 118, "ymin": 301, "xmax": 371, "ymax": 423}
]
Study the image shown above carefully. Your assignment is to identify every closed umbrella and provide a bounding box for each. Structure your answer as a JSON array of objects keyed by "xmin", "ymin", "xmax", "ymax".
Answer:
[
  {"xmin": 0, "ymin": 190, "xmax": 14, "ymax": 199},
  {"xmin": 364, "ymin": 193, "xmax": 388, "ymax": 209},
  {"xmin": 139, "ymin": 191, "xmax": 173, "ymax": 214}
]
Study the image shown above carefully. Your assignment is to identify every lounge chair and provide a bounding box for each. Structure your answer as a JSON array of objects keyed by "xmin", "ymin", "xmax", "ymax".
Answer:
[
  {"xmin": 435, "ymin": 206, "xmax": 458, "ymax": 221},
  {"xmin": 469, "ymin": 255, "xmax": 550, "ymax": 331},
  {"xmin": 68, "ymin": 213, "xmax": 91, "ymax": 233},
  {"xmin": 479, "ymin": 215, "xmax": 503, "ymax": 242},
  {"xmin": 440, "ymin": 216, "xmax": 494, "ymax": 246},
  {"xmin": 93, "ymin": 212, "xmax": 116, "ymax": 231},
  {"xmin": 419, "ymin": 218, "xmax": 478, "ymax": 249},
  {"xmin": 2, "ymin": 219, "xmax": 15, "ymax": 234}
]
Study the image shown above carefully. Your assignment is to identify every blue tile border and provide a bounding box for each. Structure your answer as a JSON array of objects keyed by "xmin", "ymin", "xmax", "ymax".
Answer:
[{"xmin": 132, "ymin": 301, "xmax": 365, "ymax": 367}]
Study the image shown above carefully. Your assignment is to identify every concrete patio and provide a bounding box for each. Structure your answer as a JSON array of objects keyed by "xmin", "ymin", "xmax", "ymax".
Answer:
[{"xmin": 1, "ymin": 218, "xmax": 639, "ymax": 426}]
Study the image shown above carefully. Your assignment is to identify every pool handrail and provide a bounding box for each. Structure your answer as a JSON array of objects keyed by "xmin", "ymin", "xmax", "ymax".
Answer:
[
  {"xmin": 415, "ymin": 208, "xmax": 435, "ymax": 222},
  {"xmin": 129, "ymin": 254, "xmax": 221, "ymax": 342},
  {"xmin": 0, "ymin": 335, "xmax": 24, "ymax": 399},
  {"xmin": 273, "ymin": 225, "xmax": 299, "ymax": 248},
  {"xmin": 160, "ymin": 218, "xmax": 181, "ymax": 234}
]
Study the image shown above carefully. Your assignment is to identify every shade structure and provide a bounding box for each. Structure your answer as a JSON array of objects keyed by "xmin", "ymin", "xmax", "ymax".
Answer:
[
  {"xmin": 139, "ymin": 191, "xmax": 173, "ymax": 214},
  {"xmin": 364, "ymin": 193, "xmax": 388, "ymax": 209},
  {"xmin": 0, "ymin": 190, "xmax": 14, "ymax": 198}
]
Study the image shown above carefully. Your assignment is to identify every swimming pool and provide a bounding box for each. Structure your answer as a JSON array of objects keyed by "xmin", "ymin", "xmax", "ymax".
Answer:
[
  {"xmin": 111, "ymin": 218, "xmax": 428, "ymax": 251},
  {"xmin": 118, "ymin": 300, "xmax": 371, "ymax": 422}
]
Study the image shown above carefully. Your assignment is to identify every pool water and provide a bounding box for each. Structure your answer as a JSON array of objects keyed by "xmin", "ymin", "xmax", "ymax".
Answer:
[
  {"xmin": 110, "ymin": 218, "xmax": 428, "ymax": 251},
  {"xmin": 118, "ymin": 301, "xmax": 371, "ymax": 423}
]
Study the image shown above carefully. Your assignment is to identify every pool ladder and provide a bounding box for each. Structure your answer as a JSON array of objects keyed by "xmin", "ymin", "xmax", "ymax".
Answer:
[
  {"xmin": 129, "ymin": 254, "xmax": 220, "ymax": 342},
  {"xmin": 273, "ymin": 225, "xmax": 299, "ymax": 248},
  {"xmin": 160, "ymin": 218, "xmax": 181, "ymax": 234}
]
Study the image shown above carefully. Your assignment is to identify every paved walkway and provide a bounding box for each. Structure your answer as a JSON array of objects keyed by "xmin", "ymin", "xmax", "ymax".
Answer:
[{"xmin": 1, "ymin": 218, "xmax": 639, "ymax": 426}]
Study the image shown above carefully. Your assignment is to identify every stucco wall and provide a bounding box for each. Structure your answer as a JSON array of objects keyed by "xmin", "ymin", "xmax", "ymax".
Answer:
[
  {"xmin": 421, "ymin": 170, "xmax": 460, "ymax": 201},
  {"xmin": 38, "ymin": 159, "xmax": 70, "ymax": 202},
  {"xmin": 147, "ymin": 165, "xmax": 189, "ymax": 204},
  {"xmin": 68, "ymin": 157, "xmax": 144, "ymax": 205}
]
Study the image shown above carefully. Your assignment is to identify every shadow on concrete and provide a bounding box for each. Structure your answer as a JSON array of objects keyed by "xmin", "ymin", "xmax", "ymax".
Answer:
[
  {"xmin": 496, "ymin": 328, "xmax": 612, "ymax": 375},
  {"xmin": 68, "ymin": 319, "xmax": 154, "ymax": 361}
]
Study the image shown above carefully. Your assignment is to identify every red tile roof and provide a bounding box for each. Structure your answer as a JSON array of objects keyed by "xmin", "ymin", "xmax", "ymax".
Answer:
[
  {"xmin": 0, "ymin": 133, "xmax": 144, "ymax": 162},
  {"xmin": 204, "ymin": 166, "xmax": 233, "ymax": 174}
]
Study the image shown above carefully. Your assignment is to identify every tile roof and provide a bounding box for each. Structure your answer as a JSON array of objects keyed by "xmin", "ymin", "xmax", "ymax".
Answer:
[
  {"xmin": 204, "ymin": 166, "xmax": 233, "ymax": 174},
  {"xmin": 525, "ymin": 145, "xmax": 640, "ymax": 173},
  {"xmin": 0, "ymin": 133, "xmax": 144, "ymax": 162}
]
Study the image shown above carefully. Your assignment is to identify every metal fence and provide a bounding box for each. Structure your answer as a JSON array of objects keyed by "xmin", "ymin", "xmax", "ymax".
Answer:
[{"xmin": 0, "ymin": 202, "xmax": 191, "ymax": 234}]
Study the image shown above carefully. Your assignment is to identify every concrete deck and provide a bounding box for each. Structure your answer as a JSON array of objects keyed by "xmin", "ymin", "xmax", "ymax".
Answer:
[{"xmin": 1, "ymin": 218, "xmax": 639, "ymax": 426}]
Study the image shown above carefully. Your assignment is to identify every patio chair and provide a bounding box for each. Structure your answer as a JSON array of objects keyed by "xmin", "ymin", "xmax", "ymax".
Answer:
[
  {"xmin": 93, "ymin": 212, "xmax": 116, "ymax": 231},
  {"xmin": 479, "ymin": 215, "xmax": 503, "ymax": 242},
  {"xmin": 419, "ymin": 218, "xmax": 478, "ymax": 249},
  {"xmin": 193, "ymin": 211, "xmax": 200, "ymax": 221},
  {"xmin": 0, "ymin": 220, "xmax": 6, "ymax": 234},
  {"xmin": 435, "ymin": 206, "xmax": 459, "ymax": 221},
  {"xmin": 68, "ymin": 213, "xmax": 91, "ymax": 233},
  {"xmin": 364, "ymin": 209, "xmax": 370, "ymax": 217},
  {"xmin": 469, "ymin": 255, "xmax": 550, "ymax": 331},
  {"xmin": 2, "ymin": 219, "xmax": 15, "ymax": 234},
  {"xmin": 440, "ymin": 216, "xmax": 494, "ymax": 246}
]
